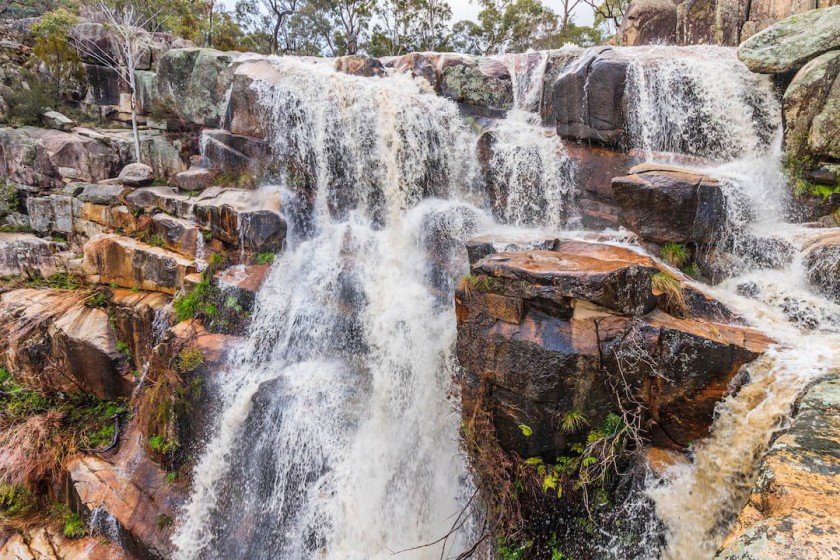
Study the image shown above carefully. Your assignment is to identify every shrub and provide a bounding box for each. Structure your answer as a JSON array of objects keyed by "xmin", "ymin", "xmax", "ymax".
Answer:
[
  {"xmin": 31, "ymin": 9, "xmax": 84, "ymax": 100},
  {"xmin": 173, "ymin": 279, "xmax": 211, "ymax": 322},
  {"xmin": 0, "ymin": 484, "xmax": 36, "ymax": 519},
  {"xmin": 174, "ymin": 347, "xmax": 204, "ymax": 374},
  {"xmin": 5, "ymin": 72, "xmax": 60, "ymax": 126},
  {"xmin": 0, "ymin": 181, "xmax": 18, "ymax": 217},
  {"xmin": 62, "ymin": 511, "xmax": 86, "ymax": 539},
  {"xmin": 252, "ymin": 252, "xmax": 275, "ymax": 265},
  {"xmin": 660, "ymin": 243, "xmax": 688, "ymax": 268},
  {"xmin": 652, "ymin": 272, "xmax": 687, "ymax": 317},
  {"xmin": 84, "ymin": 289, "xmax": 110, "ymax": 309},
  {"xmin": 0, "ymin": 368, "xmax": 128, "ymax": 492}
]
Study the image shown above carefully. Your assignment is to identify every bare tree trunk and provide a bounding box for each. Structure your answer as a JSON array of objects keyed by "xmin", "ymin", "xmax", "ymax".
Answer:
[{"xmin": 130, "ymin": 94, "xmax": 141, "ymax": 162}]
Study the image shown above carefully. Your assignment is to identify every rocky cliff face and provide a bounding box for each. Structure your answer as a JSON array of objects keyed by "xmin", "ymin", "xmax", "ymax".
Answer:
[{"xmin": 618, "ymin": 0, "xmax": 840, "ymax": 47}]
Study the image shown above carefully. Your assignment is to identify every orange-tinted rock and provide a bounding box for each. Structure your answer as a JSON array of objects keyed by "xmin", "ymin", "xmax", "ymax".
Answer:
[
  {"xmin": 456, "ymin": 237, "xmax": 771, "ymax": 458},
  {"xmin": 108, "ymin": 289, "xmax": 171, "ymax": 368},
  {"xmin": 717, "ymin": 374, "xmax": 840, "ymax": 559},
  {"xmin": 67, "ymin": 421, "xmax": 186, "ymax": 560},
  {"xmin": 471, "ymin": 247, "xmax": 660, "ymax": 316},
  {"xmin": 82, "ymin": 234, "xmax": 197, "ymax": 294},
  {"xmin": 0, "ymin": 288, "xmax": 133, "ymax": 399}
]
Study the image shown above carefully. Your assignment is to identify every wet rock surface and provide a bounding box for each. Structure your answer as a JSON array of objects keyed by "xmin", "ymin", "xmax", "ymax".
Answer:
[
  {"xmin": 717, "ymin": 374, "xmax": 840, "ymax": 560},
  {"xmin": 456, "ymin": 237, "xmax": 771, "ymax": 457},
  {"xmin": 612, "ymin": 163, "xmax": 725, "ymax": 244}
]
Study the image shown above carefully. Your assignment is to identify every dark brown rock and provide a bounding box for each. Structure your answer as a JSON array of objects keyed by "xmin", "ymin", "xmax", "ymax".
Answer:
[
  {"xmin": 544, "ymin": 47, "xmax": 629, "ymax": 147},
  {"xmin": 456, "ymin": 238, "xmax": 771, "ymax": 459},
  {"xmin": 612, "ymin": 163, "xmax": 726, "ymax": 244}
]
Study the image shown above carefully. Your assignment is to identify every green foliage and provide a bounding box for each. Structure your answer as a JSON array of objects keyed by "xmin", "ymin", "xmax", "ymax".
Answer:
[
  {"xmin": 165, "ymin": 471, "xmax": 178, "ymax": 484},
  {"xmin": 23, "ymin": 271, "xmax": 83, "ymax": 290},
  {"xmin": 174, "ymin": 347, "xmax": 205, "ymax": 374},
  {"xmin": 0, "ymin": 484, "xmax": 36, "ymax": 518},
  {"xmin": 496, "ymin": 537, "xmax": 532, "ymax": 560},
  {"xmin": 31, "ymin": 9, "xmax": 84, "ymax": 97},
  {"xmin": 252, "ymin": 251, "xmax": 275, "ymax": 265},
  {"xmin": 5, "ymin": 71, "xmax": 61, "ymax": 125},
  {"xmin": 208, "ymin": 252, "xmax": 226, "ymax": 268},
  {"xmin": 560, "ymin": 410, "xmax": 588, "ymax": 434},
  {"xmin": 156, "ymin": 512, "xmax": 173, "ymax": 529},
  {"xmin": 115, "ymin": 340, "xmax": 132, "ymax": 359},
  {"xmin": 148, "ymin": 434, "xmax": 177, "ymax": 456},
  {"xmin": 682, "ymin": 262, "xmax": 700, "ymax": 278},
  {"xmin": 0, "ymin": 367, "xmax": 127, "ymax": 448},
  {"xmin": 84, "ymin": 290, "xmax": 111, "ymax": 309},
  {"xmin": 660, "ymin": 243, "xmax": 688, "ymax": 268},
  {"xmin": 62, "ymin": 511, "xmax": 87, "ymax": 539},
  {"xmin": 149, "ymin": 234, "xmax": 166, "ymax": 248},
  {"xmin": 652, "ymin": 272, "xmax": 687, "ymax": 316},
  {"xmin": 518, "ymin": 423, "xmax": 532, "ymax": 437},
  {"xmin": 173, "ymin": 278, "xmax": 213, "ymax": 322},
  {"xmin": 0, "ymin": 180, "xmax": 19, "ymax": 217},
  {"xmin": 524, "ymin": 412, "xmax": 631, "ymax": 505}
]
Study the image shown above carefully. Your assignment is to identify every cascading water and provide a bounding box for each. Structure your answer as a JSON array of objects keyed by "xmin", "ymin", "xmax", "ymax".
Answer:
[
  {"xmin": 615, "ymin": 46, "xmax": 840, "ymax": 560},
  {"xmin": 172, "ymin": 58, "xmax": 489, "ymax": 560},
  {"xmin": 479, "ymin": 52, "xmax": 579, "ymax": 229}
]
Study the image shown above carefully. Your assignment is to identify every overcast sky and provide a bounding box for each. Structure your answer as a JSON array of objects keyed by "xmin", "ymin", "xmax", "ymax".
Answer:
[{"xmin": 449, "ymin": 0, "xmax": 596, "ymax": 26}]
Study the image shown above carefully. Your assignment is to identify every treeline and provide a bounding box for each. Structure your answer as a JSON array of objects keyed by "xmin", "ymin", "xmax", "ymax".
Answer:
[{"xmin": 3, "ymin": 0, "xmax": 632, "ymax": 55}]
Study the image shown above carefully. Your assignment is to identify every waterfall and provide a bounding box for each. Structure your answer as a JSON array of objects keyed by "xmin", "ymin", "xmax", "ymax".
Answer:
[
  {"xmin": 478, "ymin": 51, "xmax": 579, "ymax": 229},
  {"xmin": 172, "ymin": 47, "xmax": 839, "ymax": 560},
  {"xmin": 625, "ymin": 46, "xmax": 780, "ymax": 162},
  {"xmin": 172, "ymin": 57, "xmax": 489, "ymax": 560}
]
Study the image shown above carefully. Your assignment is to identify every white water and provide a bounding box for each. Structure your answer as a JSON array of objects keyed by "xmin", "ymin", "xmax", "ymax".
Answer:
[{"xmin": 172, "ymin": 58, "xmax": 488, "ymax": 560}]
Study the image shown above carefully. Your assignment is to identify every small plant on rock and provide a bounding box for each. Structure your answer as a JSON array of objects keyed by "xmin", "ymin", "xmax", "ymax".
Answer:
[
  {"xmin": 174, "ymin": 348, "xmax": 205, "ymax": 374},
  {"xmin": 62, "ymin": 511, "xmax": 86, "ymax": 539},
  {"xmin": 652, "ymin": 272, "xmax": 688, "ymax": 317},
  {"xmin": 660, "ymin": 243, "xmax": 688, "ymax": 268},
  {"xmin": 253, "ymin": 252, "xmax": 275, "ymax": 265}
]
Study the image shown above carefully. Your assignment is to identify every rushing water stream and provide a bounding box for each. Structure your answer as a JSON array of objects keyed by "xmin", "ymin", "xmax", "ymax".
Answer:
[{"xmin": 173, "ymin": 47, "xmax": 839, "ymax": 560}]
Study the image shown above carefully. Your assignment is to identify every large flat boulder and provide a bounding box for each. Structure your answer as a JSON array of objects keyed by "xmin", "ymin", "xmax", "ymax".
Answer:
[
  {"xmin": 0, "ymin": 127, "xmax": 61, "ymax": 189},
  {"xmin": 742, "ymin": 0, "xmax": 840, "ymax": 40},
  {"xmin": 23, "ymin": 127, "xmax": 123, "ymax": 183},
  {"xmin": 456, "ymin": 238, "xmax": 771, "ymax": 458},
  {"xmin": 192, "ymin": 187, "xmax": 285, "ymax": 252},
  {"xmin": 82, "ymin": 234, "xmax": 197, "ymax": 294},
  {"xmin": 0, "ymin": 289, "xmax": 133, "ymax": 399},
  {"xmin": 738, "ymin": 6, "xmax": 840, "ymax": 74},
  {"xmin": 612, "ymin": 163, "xmax": 725, "ymax": 244},
  {"xmin": 717, "ymin": 374, "xmax": 840, "ymax": 560},
  {"xmin": 0, "ymin": 232, "xmax": 63, "ymax": 276}
]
